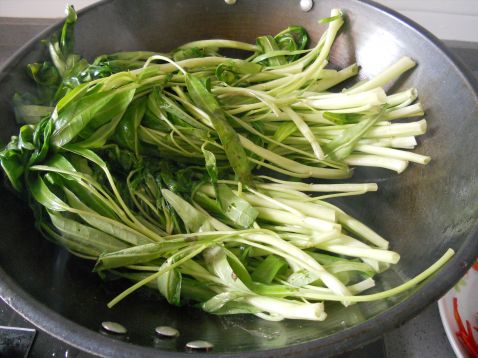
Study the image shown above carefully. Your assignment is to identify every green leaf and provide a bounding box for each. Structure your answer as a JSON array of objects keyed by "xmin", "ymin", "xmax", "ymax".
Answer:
[
  {"xmin": 29, "ymin": 175, "xmax": 68, "ymax": 211},
  {"xmin": 45, "ymin": 153, "xmax": 77, "ymax": 171},
  {"xmin": 215, "ymin": 60, "xmax": 262, "ymax": 84},
  {"xmin": 252, "ymin": 49, "xmax": 310, "ymax": 64},
  {"xmin": 268, "ymin": 121, "xmax": 297, "ymax": 151},
  {"xmin": 60, "ymin": 56, "xmax": 90, "ymax": 89},
  {"xmin": 62, "ymin": 145, "xmax": 107, "ymax": 169},
  {"xmin": 75, "ymin": 89, "xmax": 136, "ymax": 148},
  {"xmin": 319, "ymin": 14, "xmax": 341, "ymax": 24},
  {"xmin": 157, "ymin": 259, "xmax": 182, "ymax": 305},
  {"xmin": 225, "ymin": 248, "xmax": 253, "ymax": 285},
  {"xmin": 205, "ymin": 300, "xmax": 262, "ymax": 316},
  {"xmin": 228, "ymin": 59, "xmax": 263, "ymax": 75},
  {"xmin": 250, "ymin": 283, "xmax": 292, "ymax": 297},
  {"xmin": 55, "ymin": 81, "xmax": 90, "ymax": 113},
  {"xmin": 306, "ymin": 251, "xmax": 374, "ymax": 277},
  {"xmin": 185, "ymin": 74, "xmax": 220, "ymax": 113},
  {"xmin": 0, "ymin": 147, "xmax": 25, "ymax": 192},
  {"xmin": 51, "ymin": 90, "xmax": 116, "ymax": 147},
  {"xmin": 48, "ymin": 211, "xmax": 129, "ymax": 254},
  {"xmin": 64, "ymin": 179, "xmax": 118, "ymax": 219},
  {"xmin": 60, "ymin": 5, "xmax": 77, "ymax": 57},
  {"xmin": 113, "ymin": 97, "xmax": 146, "ymax": 154},
  {"xmin": 47, "ymin": 5, "xmax": 78, "ymax": 78},
  {"xmin": 26, "ymin": 62, "xmax": 61, "ymax": 87},
  {"xmin": 41, "ymin": 222, "xmax": 99, "ymax": 257},
  {"xmin": 217, "ymin": 184, "xmax": 258, "ymax": 229},
  {"xmin": 95, "ymin": 241, "xmax": 187, "ymax": 271},
  {"xmin": 155, "ymin": 161, "xmax": 196, "ymax": 194},
  {"xmin": 202, "ymin": 291, "xmax": 245, "ymax": 313},
  {"xmin": 215, "ymin": 64, "xmax": 237, "ymax": 84},
  {"xmin": 202, "ymin": 146, "xmax": 218, "ymax": 193},
  {"xmin": 185, "ymin": 74, "xmax": 252, "ymax": 184},
  {"xmin": 161, "ymin": 189, "xmax": 213, "ymax": 232},
  {"xmin": 204, "ymin": 246, "xmax": 250, "ymax": 292},
  {"xmin": 256, "ymin": 35, "xmax": 286, "ymax": 66},
  {"xmin": 180, "ymin": 277, "xmax": 215, "ymax": 302},
  {"xmin": 274, "ymin": 26, "xmax": 309, "ymax": 61},
  {"xmin": 251, "ymin": 255, "xmax": 287, "ymax": 284},
  {"xmin": 64, "ymin": 188, "xmax": 152, "ymax": 246},
  {"xmin": 172, "ymin": 47, "xmax": 218, "ymax": 61},
  {"xmin": 157, "ymin": 94, "xmax": 208, "ymax": 130},
  {"xmin": 52, "ymin": 88, "xmax": 135, "ymax": 147},
  {"xmin": 29, "ymin": 116, "xmax": 53, "ymax": 166},
  {"xmin": 323, "ymin": 112, "xmax": 363, "ymax": 125},
  {"xmin": 193, "ymin": 192, "xmax": 230, "ymax": 223}
]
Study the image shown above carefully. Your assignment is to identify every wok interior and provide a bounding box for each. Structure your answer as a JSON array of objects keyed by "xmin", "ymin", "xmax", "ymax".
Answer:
[{"xmin": 0, "ymin": 0, "xmax": 477, "ymax": 353}]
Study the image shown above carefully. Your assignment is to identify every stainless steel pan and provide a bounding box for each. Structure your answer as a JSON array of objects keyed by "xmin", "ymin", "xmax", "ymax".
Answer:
[{"xmin": 0, "ymin": 0, "xmax": 477, "ymax": 356}]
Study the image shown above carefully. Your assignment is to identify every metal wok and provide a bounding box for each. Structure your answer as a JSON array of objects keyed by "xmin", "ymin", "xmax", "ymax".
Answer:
[{"xmin": 0, "ymin": 0, "xmax": 477, "ymax": 356}]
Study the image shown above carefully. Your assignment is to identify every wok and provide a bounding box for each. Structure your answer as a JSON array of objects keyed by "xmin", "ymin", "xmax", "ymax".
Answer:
[{"xmin": 0, "ymin": 0, "xmax": 477, "ymax": 356}]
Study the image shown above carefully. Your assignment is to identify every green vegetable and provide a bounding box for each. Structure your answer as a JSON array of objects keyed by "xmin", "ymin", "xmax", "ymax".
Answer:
[
  {"xmin": 185, "ymin": 74, "xmax": 252, "ymax": 184},
  {"xmin": 0, "ymin": 6, "xmax": 452, "ymax": 322},
  {"xmin": 217, "ymin": 183, "xmax": 258, "ymax": 228},
  {"xmin": 252, "ymin": 255, "xmax": 287, "ymax": 284}
]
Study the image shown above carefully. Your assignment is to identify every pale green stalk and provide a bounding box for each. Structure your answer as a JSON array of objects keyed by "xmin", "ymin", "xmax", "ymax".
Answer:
[
  {"xmin": 239, "ymin": 135, "xmax": 350, "ymax": 179},
  {"xmin": 344, "ymin": 154, "xmax": 409, "ymax": 173},
  {"xmin": 355, "ymin": 144, "xmax": 431, "ymax": 164},
  {"xmin": 282, "ymin": 106, "xmax": 325, "ymax": 160},
  {"xmin": 255, "ymin": 177, "xmax": 378, "ymax": 193},
  {"xmin": 255, "ymin": 207, "xmax": 340, "ymax": 232},
  {"xmin": 107, "ymin": 244, "xmax": 208, "ymax": 307},
  {"xmin": 309, "ymin": 119, "xmax": 427, "ymax": 138},
  {"xmin": 386, "ymin": 88, "xmax": 418, "ymax": 107},
  {"xmin": 384, "ymin": 103, "xmax": 424, "ymax": 120},
  {"xmin": 234, "ymin": 234, "xmax": 352, "ymax": 298},
  {"xmin": 273, "ymin": 197, "xmax": 336, "ymax": 222},
  {"xmin": 301, "ymin": 88, "xmax": 387, "ymax": 110},
  {"xmin": 346, "ymin": 57, "xmax": 416, "ymax": 94},
  {"xmin": 178, "ymin": 39, "xmax": 259, "ymax": 52},
  {"xmin": 317, "ymin": 236, "xmax": 400, "ymax": 263},
  {"xmin": 244, "ymin": 296, "xmax": 326, "ymax": 321},
  {"xmin": 281, "ymin": 249, "xmax": 455, "ymax": 302},
  {"xmin": 308, "ymin": 63, "xmax": 359, "ymax": 92},
  {"xmin": 358, "ymin": 136, "xmax": 418, "ymax": 149}
]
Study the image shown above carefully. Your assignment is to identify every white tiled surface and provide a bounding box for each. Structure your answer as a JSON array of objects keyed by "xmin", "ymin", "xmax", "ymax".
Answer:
[{"xmin": 0, "ymin": 0, "xmax": 477, "ymax": 41}]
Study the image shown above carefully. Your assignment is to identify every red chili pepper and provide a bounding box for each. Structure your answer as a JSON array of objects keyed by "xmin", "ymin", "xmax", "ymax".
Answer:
[
  {"xmin": 473, "ymin": 261, "xmax": 478, "ymax": 271},
  {"xmin": 453, "ymin": 297, "xmax": 478, "ymax": 357}
]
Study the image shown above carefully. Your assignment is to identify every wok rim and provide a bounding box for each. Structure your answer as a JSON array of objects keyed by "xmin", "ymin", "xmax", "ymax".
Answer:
[{"xmin": 0, "ymin": 0, "xmax": 477, "ymax": 356}]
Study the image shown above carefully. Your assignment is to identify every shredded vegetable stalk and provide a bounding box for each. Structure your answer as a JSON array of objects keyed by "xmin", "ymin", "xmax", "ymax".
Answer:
[{"xmin": 0, "ymin": 5, "xmax": 453, "ymax": 322}]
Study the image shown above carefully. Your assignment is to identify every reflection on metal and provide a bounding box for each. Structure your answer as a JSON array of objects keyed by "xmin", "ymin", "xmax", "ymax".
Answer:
[
  {"xmin": 0, "ymin": 325, "xmax": 36, "ymax": 357},
  {"xmin": 155, "ymin": 326, "xmax": 179, "ymax": 338},
  {"xmin": 186, "ymin": 340, "xmax": 214, "ymax": 351},
  {"xmin": 101, "ymin": 321, "xmax": 127, "ymax": 335},
  {"xmin": 300, "ymin": 0, "xmax": 314, "ymax": 12}
]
